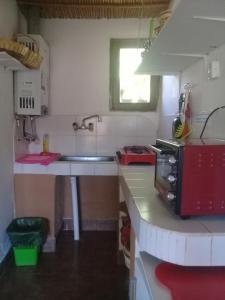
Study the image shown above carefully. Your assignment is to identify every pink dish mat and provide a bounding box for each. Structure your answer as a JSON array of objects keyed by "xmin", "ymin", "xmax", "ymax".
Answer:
[{"xmin": 16, "ymin": 153, "xmax": 61, "ymax": 166}]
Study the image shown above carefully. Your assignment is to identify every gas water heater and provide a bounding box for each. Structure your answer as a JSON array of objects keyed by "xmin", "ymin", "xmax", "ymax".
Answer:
[{"xmin": 14, "ymin": 34, "xmax": 49, "ymax": 116}]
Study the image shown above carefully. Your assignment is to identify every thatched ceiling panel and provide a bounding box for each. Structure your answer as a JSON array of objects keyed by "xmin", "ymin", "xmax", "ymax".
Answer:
[{"xmin": 17, "ymin": 0, "xmax": 170, "ymax": 18}]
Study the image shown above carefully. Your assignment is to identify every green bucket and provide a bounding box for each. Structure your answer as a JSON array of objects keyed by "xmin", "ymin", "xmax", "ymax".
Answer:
[{"xmin": 13, "ymin": 246, "xmax": 39, "ymax": 266}]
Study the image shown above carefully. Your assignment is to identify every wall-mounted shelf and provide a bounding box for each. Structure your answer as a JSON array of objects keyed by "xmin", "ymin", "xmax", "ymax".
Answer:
[
  {"xmin": 137, "ymin": 0, "xmax": 225, "ymax": 74},
  {"xmin": 0, "ymin": 52, "xmax": 27, "ymax": 71}
]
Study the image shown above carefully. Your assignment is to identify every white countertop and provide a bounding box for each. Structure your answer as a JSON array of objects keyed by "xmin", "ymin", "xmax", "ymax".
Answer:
[
  {"xmin": 119, "ymin": 165, "xmax": 225, "ymax": 266},
  {"xmin": 14, "ymin": 160, "xmax": 118, "ymax": 176}
]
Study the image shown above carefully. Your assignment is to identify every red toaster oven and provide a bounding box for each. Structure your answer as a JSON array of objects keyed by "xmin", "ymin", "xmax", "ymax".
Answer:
[{"xmin": 150, "ymin": 139, "xmax": 225, "ymax": 218}]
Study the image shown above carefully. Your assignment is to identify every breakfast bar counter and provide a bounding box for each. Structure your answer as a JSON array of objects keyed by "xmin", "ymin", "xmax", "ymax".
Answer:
[{"xmin": 119, "ymin": 165, "xmax": 225, "ymax": 266}]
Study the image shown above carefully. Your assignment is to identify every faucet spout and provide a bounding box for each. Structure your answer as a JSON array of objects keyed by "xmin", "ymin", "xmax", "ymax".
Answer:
[{"xmin": 82, "ymin": 114, "xmax": 101, "ymax": 123}]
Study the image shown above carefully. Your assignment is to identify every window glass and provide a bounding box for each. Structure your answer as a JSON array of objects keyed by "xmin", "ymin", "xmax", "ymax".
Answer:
[
  {"xmin": 119, "ymin": 48, "xmax": 150, "ymax": 104},
  {"xmin": 110, "ymin": 39, "xmax": 161, "ymax": 111}
]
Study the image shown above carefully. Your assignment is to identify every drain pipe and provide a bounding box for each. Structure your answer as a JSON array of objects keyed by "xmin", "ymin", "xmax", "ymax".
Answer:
[{"xmin": 27, "ymin": 6, "xmax": 41, "ymax": 34}]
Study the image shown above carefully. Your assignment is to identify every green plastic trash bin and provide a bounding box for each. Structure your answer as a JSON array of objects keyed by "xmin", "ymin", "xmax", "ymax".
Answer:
[
  {"xmin": 7, "ymin": 217, "xmax": 49, "ymax": 266},
  {"xmin": 13, "ymin": 246, "xmax": 39, "ymax": 266}
]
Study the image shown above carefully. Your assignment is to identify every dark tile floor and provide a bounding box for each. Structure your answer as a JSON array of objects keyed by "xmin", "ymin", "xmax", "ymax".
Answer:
[{"xmin": 0, "ymin": 231, "xmax": 129, "ymax": 300}]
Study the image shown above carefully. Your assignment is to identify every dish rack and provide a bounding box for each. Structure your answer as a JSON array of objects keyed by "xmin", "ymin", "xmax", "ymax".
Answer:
[{"xmin": 0, "ymin": 36, "xmax": 43, "ymax": 69}]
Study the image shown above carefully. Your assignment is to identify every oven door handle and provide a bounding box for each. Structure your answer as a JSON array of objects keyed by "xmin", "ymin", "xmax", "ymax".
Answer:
[{"xmin": 150, "ymin": 144, "xmax": 174, "ymax": 155}]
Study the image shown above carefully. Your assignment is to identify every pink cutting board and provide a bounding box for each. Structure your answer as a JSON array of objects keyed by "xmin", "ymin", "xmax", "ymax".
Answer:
[{"xmin": 16, "ymin": 153, "xmax": 61, "ymax": 166}]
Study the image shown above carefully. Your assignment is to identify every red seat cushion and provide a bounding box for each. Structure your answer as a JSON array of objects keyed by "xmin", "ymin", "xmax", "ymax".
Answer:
[{"xmin": 155, "ymin": 262, "xmax": 225, "ymax": 300}]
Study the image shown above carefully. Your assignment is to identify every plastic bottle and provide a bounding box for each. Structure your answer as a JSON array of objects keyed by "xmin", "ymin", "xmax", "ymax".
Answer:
[{"xmin": 42, "ymin": 134, "xmax": 49, "ymax": 153}]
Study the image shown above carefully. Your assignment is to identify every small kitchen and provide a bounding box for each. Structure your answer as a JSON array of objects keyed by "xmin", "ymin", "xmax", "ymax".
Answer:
[{"xmin": 1, "ymin": 0, "xmax": 225, "ymax": 299}]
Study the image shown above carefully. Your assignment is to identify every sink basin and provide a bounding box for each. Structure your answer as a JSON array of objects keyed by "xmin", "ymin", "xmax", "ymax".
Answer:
[{"xmin": 58, "ymin": 155, "xmax": 115, "ymax": 162}]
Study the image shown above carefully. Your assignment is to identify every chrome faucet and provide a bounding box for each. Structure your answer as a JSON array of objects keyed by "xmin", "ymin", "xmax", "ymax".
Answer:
[
  {"xmin": 82, "ymin": 114, "xmax": 101, "ymax": 124},
  {"xmin": 72, "ymin": 114, "xmax": 102, "ymax": 132}
]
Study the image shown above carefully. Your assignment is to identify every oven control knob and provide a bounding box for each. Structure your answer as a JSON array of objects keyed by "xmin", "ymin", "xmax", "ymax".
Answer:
[
  {"xmin": 167, "ymin": 192, "xmax": 176, "ymax": 201},
  {"xmin": 167, "ymin": 174, "xmax": 177, "ymax": 184},
  {"xmin": 168, "ymin": 156, "xmax": 177, "ymax": 165}
]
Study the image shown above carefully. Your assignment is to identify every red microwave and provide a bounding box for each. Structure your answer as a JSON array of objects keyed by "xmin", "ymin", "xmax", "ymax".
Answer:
[{"xmin": 150, "ymin": 139, "xmax": 225, "ymax": 218}]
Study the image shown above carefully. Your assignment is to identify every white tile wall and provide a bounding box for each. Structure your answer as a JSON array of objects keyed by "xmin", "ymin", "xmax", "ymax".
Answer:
[
  {"xmin": 14, "ymin": 137, "xmax": 28, "ymax": 160},
  {"xmin": 51, "ymin": 135, "xmax": 76, "ymax": 155},
  {"xmin": 136, "ymin": 136, "xmax": 156, "ymax": 146},
  {"xmin": 157, "ymin": 115, "xmax": 175, "ymax": 139},
  {"xmin": 75, "ymin": 135, "xmax": 97, "ymax": 155},
  {"xmin": 97, "ymin": 135, "xmax": 116, "ymax": 155},
  {"xmin": 117, "ymin": 136, "xmax": 138, "ymax": 148},
  {"xmin": 28, "ymin": 114, "xmax": 158, "ymax": 156},
  {"xmin": 97, "ymin": 115, "xmax": 137, "ymax": 136},
  {"xmin": 136, "ymin": 115, "xmax": 158, "ymax": 137},
  {"xmin": 36, "ymin": 115, "xmax": 76, "ymax": 136}
]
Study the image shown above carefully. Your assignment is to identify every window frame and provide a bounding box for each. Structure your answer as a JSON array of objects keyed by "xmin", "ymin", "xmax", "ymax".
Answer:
[{"xmin": 109, "ymin": 38, "xmax": 161, "ymax": 112}]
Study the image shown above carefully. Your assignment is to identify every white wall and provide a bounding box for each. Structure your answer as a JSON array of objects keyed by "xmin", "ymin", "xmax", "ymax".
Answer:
[
  {"xmin": 29, "ymin": 19, "xmax": 160, "ymax": 155},
  {"xmin": 158, "ymin": 43, "xmax": 225, "ymax": 140},
  {"xmin": 157, "ymin": 75, "xmax": 179, "ymax": 138},
  {"xmin": 0, "ymin": 0, "xmax": 18, "ymax": 262},
  {"xmin": 40, "ymin": 19, "xmax": 150, "ymax": 115}
]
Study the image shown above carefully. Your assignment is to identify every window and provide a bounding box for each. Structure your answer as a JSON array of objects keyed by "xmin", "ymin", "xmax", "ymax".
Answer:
[{"xmin": 110, "ymin": 39, "xmax": 161, "ymax": 111}]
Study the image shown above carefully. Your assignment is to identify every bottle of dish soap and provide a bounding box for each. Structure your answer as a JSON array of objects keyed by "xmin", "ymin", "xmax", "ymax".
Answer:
[{"xmin": 42, "ymin": 134, "xmax": 49, "ymax": 153}]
